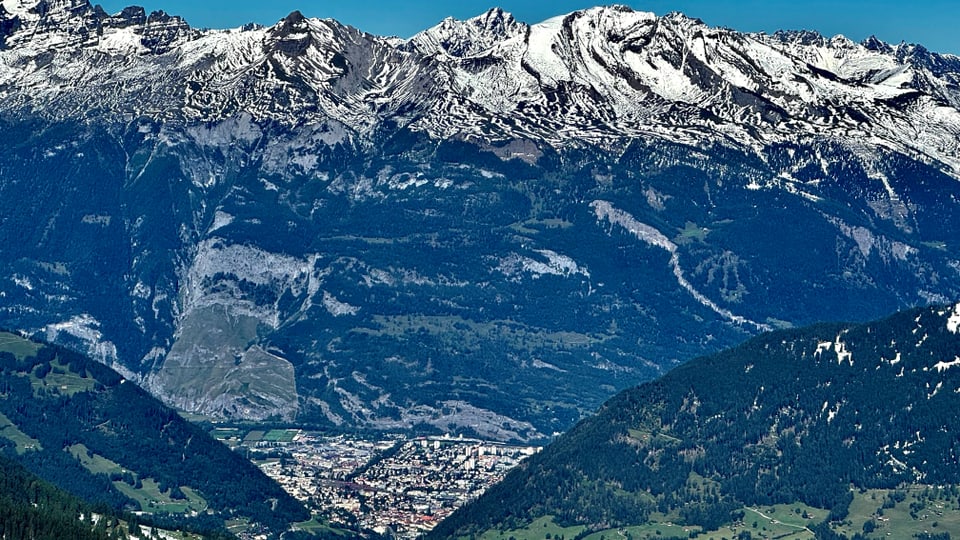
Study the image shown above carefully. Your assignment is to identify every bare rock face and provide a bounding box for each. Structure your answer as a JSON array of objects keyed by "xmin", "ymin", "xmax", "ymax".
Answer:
[{"xmin": 0, "ymin": 2, "xmax": 959, "ymax": 439}]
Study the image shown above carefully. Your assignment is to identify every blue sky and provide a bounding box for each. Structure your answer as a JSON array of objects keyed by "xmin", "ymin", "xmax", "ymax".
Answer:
[{"xmin": 96, "ymin": 1, "xmax": 959, "ymax": 55}]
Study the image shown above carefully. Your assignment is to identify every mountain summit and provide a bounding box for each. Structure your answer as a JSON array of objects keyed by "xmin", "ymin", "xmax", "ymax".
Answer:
[{"xmin": 1, "ymin": 3, "xmax": 959, "ymax": 438}]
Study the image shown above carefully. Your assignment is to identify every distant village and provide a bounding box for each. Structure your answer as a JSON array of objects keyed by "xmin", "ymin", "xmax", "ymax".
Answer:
[{"xmin": 214, "ymin": 429, "xmax": 540, "ymax": 538}]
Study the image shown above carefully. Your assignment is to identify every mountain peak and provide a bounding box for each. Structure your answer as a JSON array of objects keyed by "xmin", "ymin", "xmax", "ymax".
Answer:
[
  {"xmin": 565, "ymin": 3, "xmax": 654, "ymax": 24},
  {"xmin": 268, "ymin": 9, "xmax": 316, "ymax": 56},
  {"xmin": 0, "ymin": 0, "xmax": 192, "ymax": 52},
  {"xmin": 282, "ymin": 9, "xmax": 305, "ymax": 25},
  {"xmin": 103, "ymin": 5, "xmax": 145, "ymax": 27},
  {"xmin": 862, "ymin": 34, "xmax": 894, "ymax": 53},
  {"xmin": 409, "ymin": 7, "xmax": 525, "ymax": 57},
  {"xmin": 0, "ymin": 0, "xmax": 88, "ymax": 19},
  {"xmin": 0, "ymin": 0, "xmax": 101, "ymax": 49},
  {"xmin": 272, "ymin": 8, "xmax": 308, "ymax": 37},
  {"xmin": 469, "ymin": 6, "xmax": 518, "ymax": 32},
  {"xmin": 25, "ymin": 0, "xmax": 93, "ymax": 19},
  {"xmin": 772, "ymin": 28, "xmax": 828, "ymax": 46}
]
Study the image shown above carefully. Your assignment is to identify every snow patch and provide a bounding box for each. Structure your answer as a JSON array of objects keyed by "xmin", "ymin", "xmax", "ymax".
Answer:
[
  {"xmin": 624, "ymin": 48, "xmax": 706, "ymax": 104},
  {"xmin": 947, "ymin": 303, "xmax": 960, "ymax": 334},
  {"xmin": 826, "ymin": 402, "xmax": 841, "ymax": 423},
  {"xmin": 834, "ymin": 337, "xmax": 853, "ymax": 366},
  {"xmin": 11, "ymin": 275, "xmax": 33, "ymax": 291},
  {"xmin": 933, "ymin": 357, "xmax": 960, "ymax": 372},
  {"xmin": 816, "ymin": 336, "xmax": 853, "ymax": 365},
  {"xmin": 524, "ymin": 16, "xmax": 572, "ymax": 87},
  {"xmin": 96, "ymin": 27, "xmax": 148, "ymax": 55}
]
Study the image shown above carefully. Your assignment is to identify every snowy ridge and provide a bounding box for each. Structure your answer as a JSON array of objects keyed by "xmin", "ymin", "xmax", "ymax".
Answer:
[
  {"xmin": 408, "ymin": 7, "xmax": 525, "ymax": 58},
  {"xmin": 948, "ymin": 303, "xmax": 960, "ymax": 334},
  {"xmin": 0, "ymin": 2, "xmax": 958, "ymax": 177}
]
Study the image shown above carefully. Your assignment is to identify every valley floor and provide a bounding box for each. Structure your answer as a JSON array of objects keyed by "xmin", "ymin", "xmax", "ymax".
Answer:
[{"xmin": 212, "ymin": 428, "xmax": 541, "ymax": 538}]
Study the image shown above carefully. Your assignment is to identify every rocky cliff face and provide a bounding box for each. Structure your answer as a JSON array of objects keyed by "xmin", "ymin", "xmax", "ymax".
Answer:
[{"xmin": 1, "ymin": 0, "xmax": 959, "ymax": 439}]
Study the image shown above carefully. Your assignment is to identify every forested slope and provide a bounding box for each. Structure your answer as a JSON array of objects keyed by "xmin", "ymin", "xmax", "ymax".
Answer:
[{"xmin": 432, "ymin": 304, "xmax": 960, "ymax": 539}]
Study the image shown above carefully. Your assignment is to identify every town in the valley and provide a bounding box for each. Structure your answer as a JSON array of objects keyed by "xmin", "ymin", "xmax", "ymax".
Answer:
[{"xmin": 212, "ymin": 428, "xmax": 541, "ymax": 538}]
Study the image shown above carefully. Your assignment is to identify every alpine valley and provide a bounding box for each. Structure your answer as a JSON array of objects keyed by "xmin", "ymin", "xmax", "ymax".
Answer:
[{"xmin": 1, "ymin": 0, "xmax": 960, "ymax": 441}]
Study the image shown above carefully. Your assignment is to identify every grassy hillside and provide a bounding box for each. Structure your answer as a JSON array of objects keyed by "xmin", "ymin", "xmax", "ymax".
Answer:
[{"xmin": 0, "ymin": 331, "xmax": 308, "ymax": 536}]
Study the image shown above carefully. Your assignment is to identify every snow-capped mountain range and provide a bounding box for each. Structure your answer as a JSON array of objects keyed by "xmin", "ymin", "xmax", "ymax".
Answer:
[
  {"xmin": 2, "ymin": 0, "xmax": 960, "ymax": 439},
  {"xmin": 3, "ymin": 1, "xmax": 960, "ymax": 171}
]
